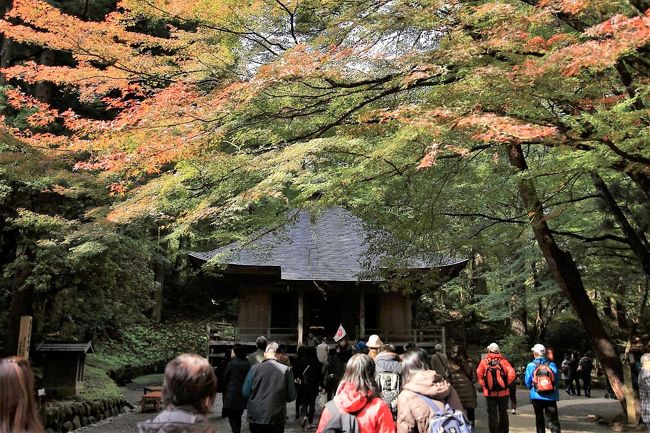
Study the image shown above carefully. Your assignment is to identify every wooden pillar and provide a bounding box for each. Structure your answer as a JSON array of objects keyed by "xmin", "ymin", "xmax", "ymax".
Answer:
[
  {"xmin": 441, "ymin": 326, "xmax": 446, "ymax": 355},
  {"xmin": 359, "ymin": 286, "xmax": 365, "ymax": 339},
  {"xmin": 297, "ymin": 289, "xmax": 304, "ymax": 346},
  {"xmin": 624, "ymin": 355, "xmax": 636, "ymax": 424}
]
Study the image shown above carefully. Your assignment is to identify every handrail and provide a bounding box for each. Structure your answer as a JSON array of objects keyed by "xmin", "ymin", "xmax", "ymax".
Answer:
[{"xmin": 209, "ymin": 325, "xmax": 445, "ymax": 344}]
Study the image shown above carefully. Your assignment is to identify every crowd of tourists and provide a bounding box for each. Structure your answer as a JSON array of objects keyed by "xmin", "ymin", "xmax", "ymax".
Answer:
[
  {"xmin": 559, "ymin": 352, "xmax": 595, "ymax": 397},
  {"xmin": 2, "ymin": 340, "xmax": 650, "ymax": 433}
]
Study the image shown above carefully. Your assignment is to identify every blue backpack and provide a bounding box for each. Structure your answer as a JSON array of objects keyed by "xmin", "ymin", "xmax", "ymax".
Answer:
[{"xmin": 417, "ymin": 395, "xmax": 473, "ymax": 433}]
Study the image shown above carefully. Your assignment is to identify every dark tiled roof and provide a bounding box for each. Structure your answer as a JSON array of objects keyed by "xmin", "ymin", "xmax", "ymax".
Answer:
[
  {"xmin": 35, "ymin": 342, "xmax": 94, "ymax": 353},
  {"xmin": 189, "ymin": 207, "xmax": 468, "ymax": 282}
]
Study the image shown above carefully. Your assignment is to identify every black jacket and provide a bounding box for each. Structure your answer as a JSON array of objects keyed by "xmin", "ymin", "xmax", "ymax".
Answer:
[{"xmin": 223, "ymin": 357, "xmax": 251, "ymax": 411}]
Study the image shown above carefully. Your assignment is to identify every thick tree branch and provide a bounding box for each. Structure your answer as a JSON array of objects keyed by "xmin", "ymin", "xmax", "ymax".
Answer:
[
  {"xmin": 590, "ymin": 171, "xmax": 650, "ymax": 276},
  {"xmin": 550, "ymin": 230, "xmax": 629, "ymax": 244}
]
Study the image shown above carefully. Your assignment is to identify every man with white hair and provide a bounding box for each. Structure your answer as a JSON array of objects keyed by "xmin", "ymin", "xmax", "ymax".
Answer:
[
  {"xmin": 243, "ymin": 342, "xmax": 297, "ymax": 433},
  {"xmin": 639, "ymin": 352, "xmax": 650, "ymax": 431},
  {"xmin": 524, "ymin": 344, "xmax": 561, "ymax": 433},
  {"xmin": 476, "ymin": 342, "xmax": 516, "ymax": 433}
]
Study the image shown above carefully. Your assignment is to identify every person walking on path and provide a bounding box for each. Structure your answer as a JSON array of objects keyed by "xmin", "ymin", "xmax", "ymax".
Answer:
[
  {"xmin": 316, "ymin": 354, "xmax": 395, "ymax": 433},
  {"xmin": 448, "ymin": 345, "xmax": 478, "ymax": 428},
  {"xmin": 638, "ymin": 353, "xmax": 650, "ymax": 431},
  {"xmin": 0, "ymin": 357, "xmax": 45, "ymax": 433},
  {"xmin": 375, "ymin": 344, "xmax": 402, "ymax": 418},
  {"xmin": 137, "ymin": 354, "xmax": 218, "ymax": 433},
  {"xmin": 569, "ymin": 353, "xmax": 581, "ymax": 396},
  {"xmin": 560, "ymin": 354, "xmax": 574, "ymax": 395},
  {"xmin": 476, "ymin": 343, "xmax": 517, "ymax": 433},
  {"xmin": 294, "ymin": 346, "xmax": 322, "ymax": 430},
  {"xmin": 325, "ymin": 336, "xmax": 354, "ymax": 400},
  {"xmin": 577, "ymin": 352, "xmax": 594, "ymax": 397},
  {"xmin": 223, "ymin": 345, "xmax": 251, "ymax": 433},
  {"xmin": 243, "ymin": 342, "xmax": 297, "ymax": 433},
  {"xmin": 375, "ymin": 344, "xmax": 402, "ymax": 375},
  {"xmin": 524, "ymin": 344, "xmax": 561, "ymax": 433},
  {"xmin": 396, "ymin": 348, "xmax": 464, "ymax": 433},
  {"xmin": 248, "ymin": 336, "xmax": 268, "ymax": 365},
  {"xmin": 507, "ymin": 366, "xmax": 522, "ymax": 415},
  {"xmin": 430, "ymin": 343, "xmax": 449, "ymax": 378}
]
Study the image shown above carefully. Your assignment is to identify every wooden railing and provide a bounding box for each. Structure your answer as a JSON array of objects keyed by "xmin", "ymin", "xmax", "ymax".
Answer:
[
  {"xmin": 362, "ymin": 327, "xmax": 446, "ymax": 349},
  {"xmin": 207, "ymin": 324, "xmax": 446, "ymax": 350},
  {"xmin": 236, "ymin": 327, "xmax": 297, "ymax": 343}
]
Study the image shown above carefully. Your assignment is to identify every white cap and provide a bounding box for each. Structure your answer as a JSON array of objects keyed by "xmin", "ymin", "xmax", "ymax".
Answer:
[
  {"xmin": 487, "ymin": 343, "xmax": 500, "ymax": 353},
  {"xmin": 265, "ymin": 342, "xmax": 279, "ymax": 353},
  {"xmin": 531, "ymin": 344, "xmax": 546, "ymax": 355}
]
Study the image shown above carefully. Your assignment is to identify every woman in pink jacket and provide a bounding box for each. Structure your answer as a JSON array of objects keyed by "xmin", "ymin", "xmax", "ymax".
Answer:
[{"xmin": 317, "ymin": 354, "xmax": 396, "ymax": 433}]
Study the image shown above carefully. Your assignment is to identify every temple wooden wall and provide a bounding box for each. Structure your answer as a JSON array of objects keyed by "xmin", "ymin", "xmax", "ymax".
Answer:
[
  {"xmin": 237, "ymin": 285, "xmax": 271, "ymax": 329},
  {"xmin": 379, "ymin": 292, "xmax": 412, "ymax": 333}
]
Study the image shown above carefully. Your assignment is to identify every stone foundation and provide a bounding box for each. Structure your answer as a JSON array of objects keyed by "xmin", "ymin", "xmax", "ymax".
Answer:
[{"xmin": 40, "ymin": 398, "xmax": 130, "ymax": 433}]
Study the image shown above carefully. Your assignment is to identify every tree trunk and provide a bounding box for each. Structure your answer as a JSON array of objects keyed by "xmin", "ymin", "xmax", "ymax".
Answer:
[
  {"xmin": 0, "ymin": 0, "xmax": 14, "ymax": 84},
  {"xmin": 34, "ymin": 49, "xmax": 56, "ymax": 104},
  {"xmin": 151, "ymin": 256, "xmax": 165, "ymax": 323},
  {"xmin": 469, "ymin": 252, "xmax": 488, "ymax": 298},
  {"xmin": 590, "ymin": 171, "xmax": 650, "ymax": 277},
  {"xmin": 510, "ymin": 283, "xmax": 528, "ymax": 337},
  {"xmin": 620, "ymin": 164, "xmax": 650, "ymax": 201},
  {"xmin": 506, "ymin": 143, "xmax": 626, "ymax": 401},
  {"xmin": 5, "ymin": 258, "xmax": 33, "ymax": 356}
]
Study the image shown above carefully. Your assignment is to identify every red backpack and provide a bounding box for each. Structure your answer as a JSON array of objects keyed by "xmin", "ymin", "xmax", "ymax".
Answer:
[
  {"xmin": 483, "ymin": 358, "xmax": 508, "ymax": 392},
  {"xmin": 533, "ymin": 361, "xmax": 555, "ymax": 393}
]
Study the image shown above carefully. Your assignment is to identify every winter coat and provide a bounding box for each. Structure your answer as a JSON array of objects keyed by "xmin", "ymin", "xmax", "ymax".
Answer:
[
  {"xmin": 223, "ymin": 357, "xmax": 251, "ymax": 411},
  {"xmin": 396, "ymin": 370, "xmax": 463, "ymax": 433},
  {"xmin": 639, "ymin": 366, "xmax": 650, "ymax": 423},
  {"xmin": 524, "ymin": 357, "xmax": 560, "ymax": 401},
  {"xmin": 577, "ymin": 356, "xmax": 593, "ymax": 378},
  {"xmin": 375, "ymin": 352, "xmax": 402, "ymax": 375},
  {"xmin": 293, "ymin": 354, "xmax": 322, "ymax": 396},
  {"xmin": 136, "ymin": 406, "xmax": 216, "ymax": 433},
  {"xmin": 316, "ymin": 381, "xmax": 395, "ymax": 433},
  {"xmin": 430, "ymin": 352, "xmax": 449, "ymax": 377},
  {"xmin": 247, "ymin": 349, "xmax": 265, "ymax": 365},
  {"xmin": 476, "ymin": 353, "xmax": 517, "ymax": 397},
  {"xmin": 447, "ymin": 358, "xmax": 477, "ymax": 409},
  {"xmin": 325, "ymin": 348, "xmax": 353, "ymax": 393},
  {"xmin": 242, "ymin": 358, "xmax": 296, "ymax": 425}
]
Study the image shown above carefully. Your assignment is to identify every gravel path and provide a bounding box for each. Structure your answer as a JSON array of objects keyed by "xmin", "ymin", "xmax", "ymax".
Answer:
[{"xmin": 80, "ymin": 379, "xmax": 626, "ymax": 433}]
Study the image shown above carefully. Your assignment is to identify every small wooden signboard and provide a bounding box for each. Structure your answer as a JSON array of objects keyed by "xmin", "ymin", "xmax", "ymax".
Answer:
[{"xmin": 17, "ymin": 315, "xmax": 33, "ymax": 359}]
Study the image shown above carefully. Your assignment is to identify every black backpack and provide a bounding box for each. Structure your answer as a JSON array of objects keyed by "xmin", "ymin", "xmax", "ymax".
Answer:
[
  {"xmin": 483, "ymin": 358, "xmax": 508, "ymax": 392},
  {"xmin": 321, "ymin": 400, "xmax": 360, "ymax": 433}
]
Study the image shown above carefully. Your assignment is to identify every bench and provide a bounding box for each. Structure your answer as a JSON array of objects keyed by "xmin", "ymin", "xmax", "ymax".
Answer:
[
  {"xmin": 143, "ymin": 385, "xmax": 163, "ymax": 394},
  {"xmin": 141, "ymin": 391, "xmax": 162, "ymax": 412}
]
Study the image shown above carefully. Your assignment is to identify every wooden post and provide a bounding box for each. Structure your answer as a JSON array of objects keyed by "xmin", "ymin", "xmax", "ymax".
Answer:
[
  {"xmin": 359, "ymin": 287, "xmax": 365, "ymax": 339},
  {"xmin": 624, "ymin": 355, "xmax": 637, "ymax": 425},
  {"xmin": 441, "ymin": 326, "xmax": 446, "ymax": 355},
  {"xmin": 297, "ymin": 289, "xmax": 304, "ymax": 347},
  {"xmin": 17, "ymin": 315, "xmax": 32, "ymax": 359}
]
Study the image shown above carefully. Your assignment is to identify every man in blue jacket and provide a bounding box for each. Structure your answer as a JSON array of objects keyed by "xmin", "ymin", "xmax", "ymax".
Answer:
[{"xmin": 525, "ymin": 344, "xmax": 561, "ymax": 433}]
